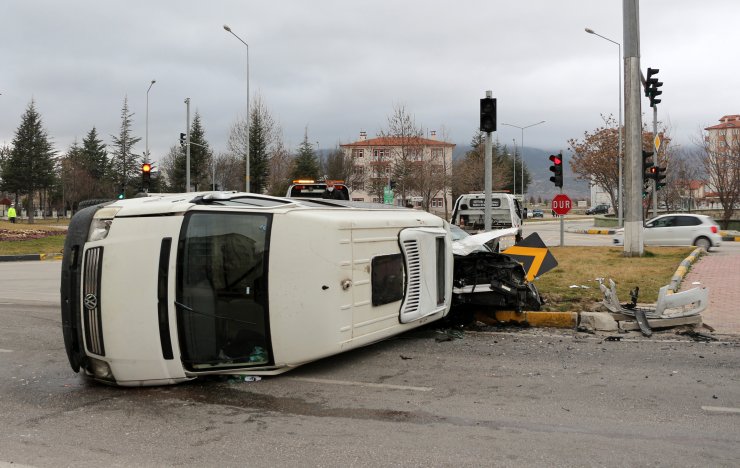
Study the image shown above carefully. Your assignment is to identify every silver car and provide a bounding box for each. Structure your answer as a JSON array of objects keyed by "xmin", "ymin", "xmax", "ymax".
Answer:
[{"xmin": 613, "ymin": 213, "xmax": 722, "ymax": 250}]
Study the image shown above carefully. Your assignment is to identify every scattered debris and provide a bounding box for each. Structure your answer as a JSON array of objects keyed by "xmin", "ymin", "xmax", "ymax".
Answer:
[
  {"xmin": 400, "ymin": 355, "xmax": 413, "ymax": 360},
  {"xmin": 598, "ymin": 278, "xmax": 709, "ymax": 336},
  {"xmin": 569, "ymin": 285, "xmax": 590, "ymax": 289},
  {"xmin": 676, "ymin": 330, "xmax": 718, "ymax": 342},
  {"xmin": 604, "ymin": 336, "xmax": 622, "ymax": 342}
]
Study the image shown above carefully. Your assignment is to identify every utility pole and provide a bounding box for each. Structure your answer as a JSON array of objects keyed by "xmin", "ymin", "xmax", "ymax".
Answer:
[
  {"xmin": 480, "ymin": 91, "xmax": 497, "ymax": 231},
  {"xmin": 623, "ymin": 0, "xmax": 644, "ymax": 256},
  {"xmin": 185, "ymin": 98, "xmax": 191, "ymax": 193}
]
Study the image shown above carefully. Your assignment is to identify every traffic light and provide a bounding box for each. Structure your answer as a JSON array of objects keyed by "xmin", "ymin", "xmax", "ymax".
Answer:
[
  {"xmin": 180, "ymin": 132, "xmax": 186, "ymax": 148},
  {"xmin": 117, "ymin": 184, "xmax": 125, "ymax": 199},
  {"xmin": 480, "ymin": 97, "xmax": 497, "ymax": 133},
  {"xmin": 642, "ymin": 150, "xmax": 655, "ymax": 179},
  {"xmin": 655, "ymin": 166, "xmax": 667, "ymax": 190},
  {"xmin": 645, "ymin": 67, "xmax": 662, "ymax": 107},
  {"xmin": 389, "ymin": 180, "xmax": 396, "ymax": 190},
  {"xmin": 142, "ymin": 163, "xmax": 152, "ymax": 190},
  {"xmin": 548, "ymin": 154, "xmax": 563, "ymax": 188}
]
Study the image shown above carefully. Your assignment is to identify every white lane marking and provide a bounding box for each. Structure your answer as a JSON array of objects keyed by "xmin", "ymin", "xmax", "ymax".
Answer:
[
  {"xmin": 701, "ymin": 406, "xmax": 740, "ymax": 414},
  {"xmin": 0, "ymin": 349, "xmax": 13, "ymax": 353},
  {"xmin": 291, "ymin": 377, "xmax": 433, "ymax": 392}
]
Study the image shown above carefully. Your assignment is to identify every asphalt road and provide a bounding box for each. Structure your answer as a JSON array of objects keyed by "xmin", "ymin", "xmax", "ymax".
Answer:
[{"xmin": 1, "ymin": 261, "xmax": 739, "ymax": 467}]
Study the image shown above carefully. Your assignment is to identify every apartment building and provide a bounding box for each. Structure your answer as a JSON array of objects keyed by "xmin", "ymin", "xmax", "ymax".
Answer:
[{"xmin": 339, "ymin": 131, "xmax": 454, "ymax": 217}]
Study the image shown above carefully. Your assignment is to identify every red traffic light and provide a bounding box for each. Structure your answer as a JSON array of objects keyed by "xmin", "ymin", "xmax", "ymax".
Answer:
[
  {"xmin": 549, "ymin": 154, "xmax": 562, "ymax": 165},
  {"xmin": 142, "ymin": 163, "xmax": 152, "ymax": 173},
  {"xmin": 648, "ymin": 166, "xmax": 657, "ymax": 175}
]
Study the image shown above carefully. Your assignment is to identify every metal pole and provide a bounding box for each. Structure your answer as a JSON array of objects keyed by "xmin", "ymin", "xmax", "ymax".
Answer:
[
  {"xmin": 623, "ymin": 0, "xmax": 644, "ymax": 256},
  {"xmin": 185, "ymin": 98, "xmax": 191, "ymax": 193},
  {"xmin": 521, "ymin": 128, "xmax": 524, "ymax": 208},
  {"xmin": 484, "ymin": 90, "xmax": 493, "ymax": 232},
  {"xmin": 223, "ymin": 25, "xmax": 250, "ymax": 193},
  {"xmin": 501, "ymin": 121, "xmax": 545, "ymax": 210},
  {"xmin": 652, "ymin": 105, "xmax": 658, "ymax": 217},
  {"xmin": 512, "ymin": 138, "xmax": 516, "ymax": 198},
  {"xmin": 618, "ymin": 42, "xmax": 623, "ymax": 228},
  {"xmin": 585, "ymin": 28, "xmax": 623, "ymax": 227},
  {"xmin": 145, "ymin": 80, "xmax": 155, "ymax": 162}
]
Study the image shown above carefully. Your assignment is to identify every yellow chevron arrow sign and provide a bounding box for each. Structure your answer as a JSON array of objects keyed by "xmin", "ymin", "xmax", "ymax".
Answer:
[{"xmin": 503, "ymin": 233, "xmax": 558, "ymax": 281}]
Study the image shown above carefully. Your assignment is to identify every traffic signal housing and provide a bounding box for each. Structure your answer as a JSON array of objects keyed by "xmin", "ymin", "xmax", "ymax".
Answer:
[
  {"xmin": 142, "ymin": 163, "xmax": 152, "ymax": 190},
  {"xmin": 642, "ymin": 150, "xmax": 655, "ymax": 179},
  {"xmin": 549, "ymin": 154, "xmax": 563, "ymax": 188},
  {"xmin": 480, "ymin": 97, "xmax": 497, "ymax": 133},
  {"xmin": 645, "ymin": 67, "xmax": 662, "ymax": 107},
  {"xmin": 117, "ymin": 184, "xmax": 125, "ymax": 199},
  {"xmin": 654, "ymin": 166, "xmax": 667, "ymax": 190},
  {"xmin": 180, "ymin": 132, "xmax": 186, "ymax": 148}
]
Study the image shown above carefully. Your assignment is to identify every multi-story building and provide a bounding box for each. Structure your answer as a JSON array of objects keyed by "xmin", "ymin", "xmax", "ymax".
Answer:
[
  {"xmin": 340, "ymin": 131, "xmax": 454, "ymax": 217},
  {"xmin": 705, "ymin": 114, "xmax": 740, "ymax": 155}
]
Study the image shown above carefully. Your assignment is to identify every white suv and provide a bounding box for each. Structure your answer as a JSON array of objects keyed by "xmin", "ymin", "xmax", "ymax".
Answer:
[{"xmin": 613, "ymin": 213, "xmax": 722, "ymax": 250}]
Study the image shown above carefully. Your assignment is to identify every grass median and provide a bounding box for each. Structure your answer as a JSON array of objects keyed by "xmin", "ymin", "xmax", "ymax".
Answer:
[
  {"xmin": 0, "ymin": 219, "xmax": 67, "ymax": 256},
  {"xmin": 535, "ymin": 246, "xmax": 695, "ymax": 312}
]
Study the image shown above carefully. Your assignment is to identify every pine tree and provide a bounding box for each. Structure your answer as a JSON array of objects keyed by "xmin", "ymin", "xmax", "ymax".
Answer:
[
  {"xmin": 291, "ymin": 130, "xmax": 320, "ymax": 180},
  {"xmin": 109, "ymin": 96, "xmax": 142, "ymax": 197},
  {"xmin": 170, "ymin": 112, "xmax": 212, "ymax": 191},
  {"xmin": 81, "ymin": 127, "xmax": 110, "ymax": 197},
  {"xmin": 0, "ymin": 100, "xmax": 56, "ymax": 223}
]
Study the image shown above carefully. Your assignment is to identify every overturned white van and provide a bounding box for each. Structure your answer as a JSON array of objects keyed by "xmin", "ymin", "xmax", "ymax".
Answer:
[{"xmin": 61, "ymin": 193, "xmax": 452, "ymax": 386}]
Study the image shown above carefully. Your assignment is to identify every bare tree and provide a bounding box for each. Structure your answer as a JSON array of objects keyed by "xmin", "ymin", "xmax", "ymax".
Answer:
[
  {"xmin": 266, "ymin": 138, "xmax": 293, "ymax": 196},
  {"xmin": 698, "ymin": 128, "xmax": 740, "ymax": 228},
  {"xmin": 379, "ymin": 104, "xmax": 424, "ymax": 205}
]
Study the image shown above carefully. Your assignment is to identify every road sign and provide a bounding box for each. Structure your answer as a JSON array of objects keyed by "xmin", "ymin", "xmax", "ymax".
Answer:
[
  {"xmin": 551, "ymin": 194, "xmax": 572, "ymax": 216},
  {"xmin": 503, "ymin": 232, "xmax": 558, "ymax": 282},
  {"xmin": 654, "ymin": 135, "xmax": 661, "ymax": 153}
]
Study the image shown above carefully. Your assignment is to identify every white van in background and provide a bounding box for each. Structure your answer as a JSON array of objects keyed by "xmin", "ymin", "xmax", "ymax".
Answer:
[{"xmin": 450, "ymin": 193, "xmax": 524, "ymax": 241}]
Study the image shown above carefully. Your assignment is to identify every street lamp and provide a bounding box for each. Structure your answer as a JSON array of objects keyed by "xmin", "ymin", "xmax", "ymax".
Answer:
[
  {"xmin": 501, "ymin": 120, "xmax": 545, "ymax": 208},
  {"xmin": 145, "ymin": 80, "xmax": 156, "ymax": 162},
  {"xmin": 585, "ymin": 27, "xmax": 623, "ymax": 227},
  {"xmin": 223, "ymin": 24, "xmax": 250, "ymax": 193}
]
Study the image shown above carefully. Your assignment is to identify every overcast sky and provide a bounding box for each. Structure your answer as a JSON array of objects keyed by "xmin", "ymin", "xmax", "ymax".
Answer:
[{"xmin": 1, "ymin": 0, "xmax": 737, "ymax": 164}]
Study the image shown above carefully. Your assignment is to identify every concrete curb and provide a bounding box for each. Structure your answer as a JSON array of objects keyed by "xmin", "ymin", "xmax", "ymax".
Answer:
[
  {"xmin": 476, "ymin": 310, "xmax": 578, "ymax": 329},
  {"xmin": 0, "ymin": 253, "xmax": 63, "ymax": 262},
  {"xmin": 668, "ymin": 247, "xmax": 704, "ymax": 292},
  {"xmin": 566, "ymin": 228, "xmax": 617, "ymax": 235}
]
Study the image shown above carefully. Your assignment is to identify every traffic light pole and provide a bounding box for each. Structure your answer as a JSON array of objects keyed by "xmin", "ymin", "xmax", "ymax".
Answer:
[
  {"xmin": 185, "ymin": 98, "xmax": 191, "ymax": 193},
  {"xmin": 623, "ymin": 0, "xmax": 644, "ymax": 257},
  {"xmin": 559, "ymin": 186, "xmax": 564, "ymax": 247},
  {"xmin": 652, "ymin": 105, "xmax": 658, "ymax": 218},
  {"xmin": 484, "ymin": 90, "xmax": 493, "ymax": 232}
]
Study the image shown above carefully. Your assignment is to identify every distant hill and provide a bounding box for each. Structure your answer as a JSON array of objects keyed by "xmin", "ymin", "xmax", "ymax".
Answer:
[{"xmin": 452, "ymin": 144, "xmax": 590, "ymax": 203}]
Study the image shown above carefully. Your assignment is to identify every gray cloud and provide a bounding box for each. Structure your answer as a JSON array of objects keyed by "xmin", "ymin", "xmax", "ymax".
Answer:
[{"xmin": 1, "ymin": 0, "xmax": 736, "ymax": 163}]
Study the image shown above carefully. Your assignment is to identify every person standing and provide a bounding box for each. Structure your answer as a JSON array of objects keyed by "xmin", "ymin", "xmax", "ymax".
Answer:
[{"xmin": 7, "ymin": 205, "xmax": 17, "ymax": 224}]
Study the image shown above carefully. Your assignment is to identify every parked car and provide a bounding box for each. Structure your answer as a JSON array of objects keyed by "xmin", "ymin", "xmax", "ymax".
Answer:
[
  {"xmin": 612, "ymin": 213, "xmax": 722, "ymax": 250},
  {"xmin": 530, "ymin": 209, "xmax": 544, "ymax": 218},
  {"xmin": 586, "ymin": 204, "xmax": 610, "ymax": 215}
]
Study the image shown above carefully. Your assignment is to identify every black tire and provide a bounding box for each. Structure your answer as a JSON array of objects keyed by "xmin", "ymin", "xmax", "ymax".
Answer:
[
  {"xmin": 694, "ymin": 237, "xmax": 711, "ymax": 251},
  {"xmin": 78, "ymin": 199, "xmax": 115, "ymax": 210}
]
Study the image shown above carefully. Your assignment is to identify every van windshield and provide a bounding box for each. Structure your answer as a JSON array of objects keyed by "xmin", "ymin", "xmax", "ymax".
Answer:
[{"xmin": 176, "ymin": 212, "xmax": 272, "ymax": 370}]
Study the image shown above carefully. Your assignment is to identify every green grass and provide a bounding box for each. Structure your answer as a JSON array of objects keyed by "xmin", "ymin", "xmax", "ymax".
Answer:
[
  {"xmin": 534, "ymin": 246, "xmax": 695, "ymax": 311},
  {"xmin": 0, "ymin": 219, "xmax": 67, "ymax": 255}
]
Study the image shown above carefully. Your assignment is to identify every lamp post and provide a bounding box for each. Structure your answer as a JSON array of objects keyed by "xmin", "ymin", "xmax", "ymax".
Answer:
[
  {"xmin": 223, "ymin": 24, "xmax": 250, "ymax": 193},
  {"xmin": 501, "ymin": 120, "xmax": 545, "ymax": 208},
  {"xmin": 145, "ymin": 80, "xmax": 156, "ymax": 162},
  {"xmin": 585, "ymin": 27, "xmax": 623, "ymax": 227},
  {"xmin": 512, "ymin": 139, "xmax": 517, "ymax": 197}
]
